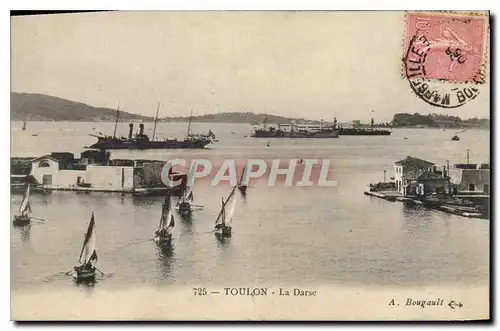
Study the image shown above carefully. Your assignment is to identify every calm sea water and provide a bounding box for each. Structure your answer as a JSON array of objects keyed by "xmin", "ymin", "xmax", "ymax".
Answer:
[{"xmin": 10, "ymin": 121, "xmax": 490, "ymax": 293}]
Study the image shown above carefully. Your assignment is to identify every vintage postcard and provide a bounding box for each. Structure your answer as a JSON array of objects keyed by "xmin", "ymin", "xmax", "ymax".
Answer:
[{"xmin": 10, "ymin": 10, "xmax": 490, "ymax": 321}]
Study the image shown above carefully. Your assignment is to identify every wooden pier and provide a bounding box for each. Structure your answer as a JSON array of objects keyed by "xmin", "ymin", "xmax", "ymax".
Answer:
[
  {"xmin": 365, "ymin": 190, "xmax": 487, "ymax": 219},
  {"xmin": 364, "ymin": 190, "xmax": 402, "ymax": 201}
]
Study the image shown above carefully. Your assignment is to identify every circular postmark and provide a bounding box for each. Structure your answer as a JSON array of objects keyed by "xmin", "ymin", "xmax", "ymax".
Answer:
[{"xmin": 402, "ymin": 12, "xmax": 488, "ymax": 109}]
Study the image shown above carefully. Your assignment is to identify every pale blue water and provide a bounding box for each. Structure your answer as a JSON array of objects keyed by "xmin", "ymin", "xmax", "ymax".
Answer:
[{"xmin": 11, "ymin": 121, "xmax": 490, "ymax": 292}]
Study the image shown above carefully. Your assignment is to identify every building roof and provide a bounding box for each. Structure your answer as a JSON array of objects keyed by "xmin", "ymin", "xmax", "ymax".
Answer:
[
  {"xmin": 31, "ymin": 155, "xmax": 59, "ymax": 163},
  {"xmin": 417, "ymin": 172, "xmax": 448, "ymax": 181},
  {"xmin": 395, "ymin": 156, "xmax": 434, "ymax": 168}
]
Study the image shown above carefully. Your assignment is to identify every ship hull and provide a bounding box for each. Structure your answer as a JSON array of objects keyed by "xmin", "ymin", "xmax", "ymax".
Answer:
[
  {"xmin": 251, "ymin": 131, "xmax": 339, "ymax": 138},
  {"xmin": 337, "ymin": 129, "xmax": 391, "ymax": 136},
  {"xmin": 89, "ymin": 139, "xmax": 212, "ymax": 150}
]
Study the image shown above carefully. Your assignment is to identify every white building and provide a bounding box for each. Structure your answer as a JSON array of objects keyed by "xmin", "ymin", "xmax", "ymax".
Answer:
[
  {"xmin": 394, "ymin": 156, "xmax": 435, "ymax": 195},
  {"xmin": 30, "ymin": 155, "xmax": 134, "ymax": 192}
]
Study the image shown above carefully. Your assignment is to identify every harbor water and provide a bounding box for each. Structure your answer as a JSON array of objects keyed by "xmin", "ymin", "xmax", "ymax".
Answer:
[{"xmin": 11, "ymin": 122, "xmax": 490, "ymax": 313}]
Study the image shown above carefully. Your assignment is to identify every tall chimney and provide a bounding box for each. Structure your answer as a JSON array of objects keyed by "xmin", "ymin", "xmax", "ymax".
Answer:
[
  {"xmin": 139, "ymin": 123, "xmax": 144, "ymax": 135},
  {"xmin": 128, "ymin": 123, "xmax": 134, "ymax": 139}
]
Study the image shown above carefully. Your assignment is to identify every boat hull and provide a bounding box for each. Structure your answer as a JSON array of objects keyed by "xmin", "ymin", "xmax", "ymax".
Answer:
[
  {"xmin": 214, "ymin": 226, "xmax": 232, "ymax": 238},
  {"xmin": 154, "ymin": 234, "xmax": 172, "ymax": 245},
  {"xmin": 89, "ymin": 138, "xmax": 212, "ymax": 150},
  {"xmin": 13, "ymin": 215, "xmax": 30, "ymax": 226},
  {"xmin": 337, "ymin": 129, "xmax": 391, "ymax": 136},
  {"xmin": 251, "ymin": 131, "xmax": 339, "ymax": 138},
  {"xmin": 72, "ymin": 267, "xmax": 96, "ymax": 281},
  {"xmin": 177, "ymin": 202, "xmax": 192, "ymax": 215},
  {"xmin": 237, "ymin": 186, "xmax": 247, "ymax": 194}
]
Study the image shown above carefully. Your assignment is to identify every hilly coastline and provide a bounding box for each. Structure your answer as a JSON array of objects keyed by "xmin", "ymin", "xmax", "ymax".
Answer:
[
  {"xmin": 10, "ymin": 92, "xmax": 489, "ymax": 128},
  {"xmin": 11, "ymin": 92, "xmax": 154, "ymax": 122},
  {"xmin": 10, "ymin": 92, "xmax": 307, "ymax": 124}
]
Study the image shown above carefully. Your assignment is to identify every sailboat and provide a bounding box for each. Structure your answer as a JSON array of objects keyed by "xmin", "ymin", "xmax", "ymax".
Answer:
[
  {"xmin": 154, "ymin": 191, "xmax": 175, "ymax": 245},
  {"xmin": 214, "ymin": 186, "xmax": 238, "ymax": 238},
  {"xmin": 175, "ymin": 164, "xmax": 197, "ymax": 215},
  {"xmin": 72, "ymin": 212, "xmax": 98, "ymax": 281},
  {"xmin": 177, "ymin": 188, "xmax": 194, "ymax": 215},
  {"xmin": 22, "ymin": 115, "xmax": 27, "ymax": 131},
  {"xmin": 13, "ymin": 184, "xmax": 31, "ymax": 226},
  {"xmin": 237, "ymin": 166, "xmax": 247, "ymax": 196}
]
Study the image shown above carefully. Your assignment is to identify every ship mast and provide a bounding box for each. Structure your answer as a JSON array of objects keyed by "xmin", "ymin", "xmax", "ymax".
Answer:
[
  {"xmin": 112, "ymin": 102, "xmax": 120, "ymax": 139},
  {"xmin": 186, "ymin": 110, "xmax": 193, "ymax": 139},
  {"xmin": 152, "ymin": 102, "xmax": 161, "ymax": 141}
]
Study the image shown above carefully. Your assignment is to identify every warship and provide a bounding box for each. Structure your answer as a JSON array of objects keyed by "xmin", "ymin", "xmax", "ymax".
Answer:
[
  {"xmin": 337, "ymin": 118, "xmax": 391, "ymax": 136},
  {"xmin": 251, "ymin": 117, "xmax": 339, "ymax": 138},
  {"xmin": 88, "ymin": 105, "xmax": 216, "ymax": 150},
  {"xmin": 251, "ymin": 116, "xmax": 391, "ymax": 138}
]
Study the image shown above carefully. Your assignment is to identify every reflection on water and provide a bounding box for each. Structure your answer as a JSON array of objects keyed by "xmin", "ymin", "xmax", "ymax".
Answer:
[
  {"xmin": 74, "ymin": 277, "xmax": 97, "ymax": 289},
  {"xmin": 19, "ymin": 224, "xmax": 31, "ymax": 243},
  {"xmin": 215, "ymin": 233, "xmax": 231, "ymax": 247},
  {"xmin": 156, "ymin": 244, "xmax": 175, "ymax": 279},
  {"xmin": 179, "ymin": 212, "xmax": 193, "ymax": 223},
  {"xmin": 178, "ymin": 212, "xmax": 195, "ymax": 236}
]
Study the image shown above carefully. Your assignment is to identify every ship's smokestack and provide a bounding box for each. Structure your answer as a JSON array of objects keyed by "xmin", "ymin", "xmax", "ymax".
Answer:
[
  {"xmin": 139, "ymin": 123, "xmax": 144, "ymax": 135},
  {"xmin": 128, "ymin": 123, "xmax": 134, "ymax": 139}
]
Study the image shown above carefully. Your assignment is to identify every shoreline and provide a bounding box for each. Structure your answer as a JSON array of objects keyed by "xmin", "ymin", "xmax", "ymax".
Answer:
[{"xmin": 10, "ymin": 120, "xmax": 489, "ymax": 130}]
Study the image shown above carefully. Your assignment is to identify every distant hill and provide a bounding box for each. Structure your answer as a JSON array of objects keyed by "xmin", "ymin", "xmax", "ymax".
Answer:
[
  {"xmin": 11, "ymin": 92, "xmax": 153, "ymax": 122},
  {"xmin": 10, "ymin": 92, "xmax": 316, "ymax": 124},
  {"xmin": 159, "ymin": 112, "xmax": 317, "ymax": 124},
  {"xmin": 13, "ymin": 93, "xmax": 488, "ymax": 128},
  {"xmin": 392, "ymin": 112, "xmax": 490, "ymax": 129}
]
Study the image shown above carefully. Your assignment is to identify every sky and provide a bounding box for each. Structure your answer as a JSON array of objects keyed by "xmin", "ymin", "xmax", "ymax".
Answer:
[{"xmin": 11, "ymin": 11, "xmax": 490, "ymax": 122}]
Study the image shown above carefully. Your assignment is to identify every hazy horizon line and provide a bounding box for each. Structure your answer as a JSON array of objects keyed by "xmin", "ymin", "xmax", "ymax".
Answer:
[{"xmin": 11, "ymin": 91, "xmax": 490, "ymax": 122}]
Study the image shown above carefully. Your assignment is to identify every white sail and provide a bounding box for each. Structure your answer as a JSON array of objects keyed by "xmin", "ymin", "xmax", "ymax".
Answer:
[
  {"xmin": 19, "ymin": 184, "xmax": 31, "ymax": 216},
  {"xmin": 79, "ymin": 213, "xmax": 98, "ymax": 264},
  {"xmin": 183, "ymin": 163, "xmax": 197, "ymax": 202},
  {"xmin": 225, "ymin": 190, "xmax": 238, "ymax": 226},
  {"xmin": 215, "ymin": 197, "xmax": 225, "ymax": 226},
  {"xmin": 166, "ymin": 213, "xmax": 175, "ymax": 230},
  {"xmin": 159, "ymin": 193, "xmax": 175, "ymax": 232},
  {"xmin": 164, "ymin": 207, "xmax": 174, "ymax": 232},
  {"xmin": 215, "ymin": 187, "xmax": 237, "ymax": 227}
]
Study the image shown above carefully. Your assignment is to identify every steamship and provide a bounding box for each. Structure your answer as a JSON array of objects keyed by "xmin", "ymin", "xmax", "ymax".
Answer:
[
  {"xmin": 88, "ymin": 107, "xmax": 216, "ymax": 150},
  {"xmin": 252, "ymin": 117, "xmax": 391, "ymax": 137},
  {"xmin": 252, "ymin": 118, "xmax": 339, "ymax": 138}
]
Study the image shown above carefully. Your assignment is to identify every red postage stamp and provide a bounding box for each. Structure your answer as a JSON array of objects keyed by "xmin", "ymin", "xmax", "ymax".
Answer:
[{"xmin": 403, "ymin": 12, "xmax": 488, "ymax": 84}]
